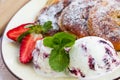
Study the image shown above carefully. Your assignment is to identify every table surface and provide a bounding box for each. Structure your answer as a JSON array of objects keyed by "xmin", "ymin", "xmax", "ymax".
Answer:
[{"xmin": 0, "ymin": 0, "xmax": 29, "ymax": 80}]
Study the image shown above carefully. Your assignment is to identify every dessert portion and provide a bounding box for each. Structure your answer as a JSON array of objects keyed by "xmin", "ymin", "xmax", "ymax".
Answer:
[
  {"xmin": 58, "ymin": 0, "xmax": 96, "ymax": 38},
  {"xmin": 69, "ymin": 36, "xmax": 120, "ymax": 79},
  {"xmin": 37, "ymin": 0, "xmax": 72, "ymax": 32},
  {"xmin": 32, "ymin": 35, "xmax": 120, "ymax": 79},
  {"xmin": 6, "ymin": 21, "xmax": 120, "ymax": 79},
  {"xmin": 6, "ymin": 0, "xmax": 120, "ymax": 79},
  {"xmin": 32, "ymin": 39, "xmax": 68, "ymax": 77},
  {"xmin": 32, "ymin": 32, "xmax": 76, "ymax": 77},
  {"xmin": 88, "ymin": 0, "xmax": 120, "ymax": 50},
  {"xmin": 36, "ymin": 0, "xmax": 120, "ymax": 51}
]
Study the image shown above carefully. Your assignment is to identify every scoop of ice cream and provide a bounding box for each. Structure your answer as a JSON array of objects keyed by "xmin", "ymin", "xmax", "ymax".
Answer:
[
  {"xmin": 32, "ymin": 39, "xmax": 68, "ymax": 77},
  {"xmin": 68, "ymin": 36, "xmax": 120, "ymax": 79}
]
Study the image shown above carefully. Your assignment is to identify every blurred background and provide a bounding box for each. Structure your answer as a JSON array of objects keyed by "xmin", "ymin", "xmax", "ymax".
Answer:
[{"xmin": 0, "ymin": 0, "xmax": 29, "ymax": 36}]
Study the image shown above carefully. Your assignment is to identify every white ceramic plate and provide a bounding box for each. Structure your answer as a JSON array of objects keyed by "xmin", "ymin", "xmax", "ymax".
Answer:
[{"xmin": 2, "ymin": 0, "xmax": 120, "ymax": 80}]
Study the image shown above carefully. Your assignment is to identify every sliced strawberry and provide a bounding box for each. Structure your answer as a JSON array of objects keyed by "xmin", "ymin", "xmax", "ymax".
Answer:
[
  {"xmin": 20, "ymin": 33, "xmax": 42, "ymax": 63},
  {"xmin": 7, "ymin": 23, "xmax": 33, "ymax": 41}
]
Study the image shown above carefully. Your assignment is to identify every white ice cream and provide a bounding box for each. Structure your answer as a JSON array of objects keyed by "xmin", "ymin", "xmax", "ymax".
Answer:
[
  {"xmin": 32, "ymin": 39, "xmax": 68, "ymax": 77},
  {"xmin": 32, "ymin": 36, "xmax": 120, "ymax": 79},
  {"xmin": 68, "ymin": 36, "xmax": 120, "ymax": 79}
]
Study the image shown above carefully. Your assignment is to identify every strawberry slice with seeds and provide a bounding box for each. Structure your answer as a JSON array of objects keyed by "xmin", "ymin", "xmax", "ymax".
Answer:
[
  {"xmin": 20, "ymin": 33, "xmax": 42, "ymax": 63},
  {"xmin": 7, "ymin": 23, "xmax": 33, "ymax": 41}
]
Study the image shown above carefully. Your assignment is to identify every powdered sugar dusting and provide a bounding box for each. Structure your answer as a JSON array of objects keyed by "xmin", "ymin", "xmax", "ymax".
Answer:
[
  {"xmin": 38, "ymin": 0, "xmax": 65, "ymax": 30},
  {"xmin": 93, "ymin": 0, "xmax": 120, "ymax": 18},
  {"xmin": 58, "ymin": 0, "xmax": 97, "ymax": 37},
  {"xmin": 61, "ymin": 0, "xmax": 96, "ymax": 28},
  {"xmin": 89, "ymin": 0, "xmax": 120, "ymax": 40}
]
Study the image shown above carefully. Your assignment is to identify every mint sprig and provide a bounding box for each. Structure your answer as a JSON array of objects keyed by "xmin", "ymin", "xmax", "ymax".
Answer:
[
  {"xmin": 43, "ymin": 32, "xmax": 76, "ymax": 72},
  {"xmin": 42, "ymin": 21, "xmax": 52, "ymax": 33}
]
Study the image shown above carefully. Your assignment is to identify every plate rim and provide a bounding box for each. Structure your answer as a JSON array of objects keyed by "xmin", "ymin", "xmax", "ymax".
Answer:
[{"xmin": 1, "ymin": 38, "xmax": 22, "ymax": 79}]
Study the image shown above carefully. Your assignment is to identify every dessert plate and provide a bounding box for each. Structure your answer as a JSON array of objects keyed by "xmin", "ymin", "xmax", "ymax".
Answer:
[{"xmin": 1, "ymin": 0, "xmax": 120, "ymax": 80}]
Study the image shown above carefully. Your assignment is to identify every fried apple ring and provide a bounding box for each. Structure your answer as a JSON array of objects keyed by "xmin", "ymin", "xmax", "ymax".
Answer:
[
  {"xmin": 88, "ymin": 0, "xmax": 120, "ymax": 50},
  {"xmin": 58, "ymin": 0, "xmax": 97, "ymax": 38}
]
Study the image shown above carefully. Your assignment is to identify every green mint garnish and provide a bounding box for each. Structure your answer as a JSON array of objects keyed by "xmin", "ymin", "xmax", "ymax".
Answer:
[
  {"xmin": 42, "ymin": 21, "xmax": 52, "ymax": 33},
  {"xmin": 43, "ymin": 32, "xmax": 76, "ymax": 72},
  {"xmin": 17, "ymin": 21, "xmax": 52, "ymax": 43}
]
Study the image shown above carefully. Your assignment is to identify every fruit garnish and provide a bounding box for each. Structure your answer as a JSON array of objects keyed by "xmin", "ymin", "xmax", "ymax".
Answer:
[
  {"xmin": 17, "ymin": 21, "xmax": 52, "ymax": 43},
  {"xmin": 7, "ymin": 21, "xmax": 52, "ymax": 64},
  {"xmin": 20, "ymin": 33, "xmax": 42, "ymax": 63},
  {"xmin": 7, "ymin": 23, "xmax": 33, "ymax": 41},
  {"xmin": 18, "ymin": 21, "xmax": 52, "ymax": 63},
  {"xmin": 43, "ymin": 32, "xmax": 76, "ymax": 72}
]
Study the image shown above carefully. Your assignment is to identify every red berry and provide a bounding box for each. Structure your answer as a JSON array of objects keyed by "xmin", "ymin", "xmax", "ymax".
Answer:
[
  {"xmin": 7, "ymin": 23, "xmax": 33, "ymax": 41},
  {"xmin": 20, "ymin": 33, "xmax": 42, "ymax": 63}
]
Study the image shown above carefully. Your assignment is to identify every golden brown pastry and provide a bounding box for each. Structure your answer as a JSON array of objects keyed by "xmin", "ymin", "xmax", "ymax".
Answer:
[
  {"xmin": 88, "ymin": 0, "xmax": 120, "ymax": 50},
  {"xmin": 35, "ymin": 0, "xmax": 73, "ymax": 36},
  {"xmin": 36, "ymin": 0, "xmax": 120, "ymax": 50},
  {"xmin": 58, "ymin": 0, "xmax": 96, "ymax": 38},
  {"xmin": 36, "ymin": 0, "xmax": 72, "ymax": 30}
]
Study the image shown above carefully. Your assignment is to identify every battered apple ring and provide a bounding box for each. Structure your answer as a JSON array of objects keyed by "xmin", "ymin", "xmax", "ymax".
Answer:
[
  {"xmin": 88, "ymin": 0, "xmax": 120, "ymax": 50},
  {"xmin": 58, "ymin": 0, "xmax": 96, "ymax": 38},
  {"xmin": 35, "ymin": 0, "xmax": 72, "ymax": 36}
]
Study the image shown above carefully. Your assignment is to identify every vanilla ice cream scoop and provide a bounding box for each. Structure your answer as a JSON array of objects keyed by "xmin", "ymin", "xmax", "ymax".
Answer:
[
  {"xmin": 68, "ymin": 36, "xmax": 120, "ymax": 79},
  {"xmin": 32, "ymin": 39, "xmax": 68, "ymax": 77}
]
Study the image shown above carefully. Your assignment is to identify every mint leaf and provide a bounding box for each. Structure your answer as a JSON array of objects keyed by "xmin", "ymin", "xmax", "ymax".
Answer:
[
  {"xmin": 43, "ymin": 37, "xmax": 61, "ymax": 49},
  {"xmin": 49, "ymin": 49, "xmax": 69, "ymax": 72},
  {"xmin": 53, "ymin": 32, "xmax": 76, "ymax": 47},
  {"xmin": 62, "ymin": 38, "xmax": 75, "ymax": 47},
  {"xmin": 43, "ymin": 32, "xmax": 76, "ymax": 72},
  {"xmin": 42, "ymin": 21, "xmax": 52, "ymax": 33},
  {"xmin": 53, "ymin": 32, "xmax": 76, "ymax": 41},
  {"xmin": 43, "ymin": 37, "xmax": 53, "ymax": 48}
]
